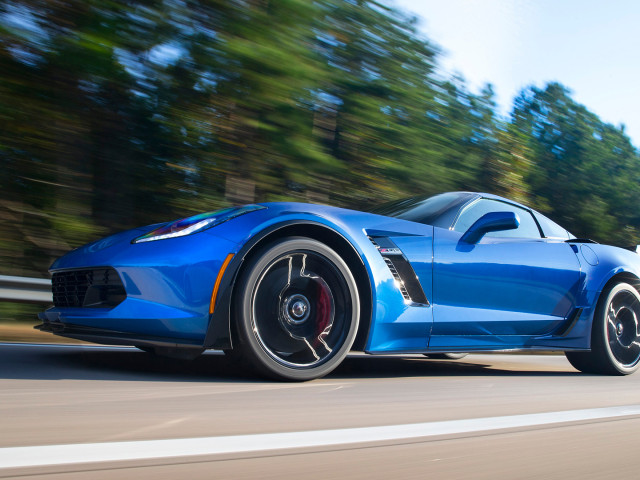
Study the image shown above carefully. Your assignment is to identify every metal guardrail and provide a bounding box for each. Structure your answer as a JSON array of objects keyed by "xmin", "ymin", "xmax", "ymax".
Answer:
[{"xmin": 0, "ymin": 275, "xmax": 52, "ymax": 303}]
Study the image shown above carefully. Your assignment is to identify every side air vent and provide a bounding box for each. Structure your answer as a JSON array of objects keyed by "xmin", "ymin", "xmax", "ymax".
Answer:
[
  {"xmin": 368, "ymin": 236, "xmax": 429, "ymax": 306},
  {"xmin": 383, "ymin": 257, "xmax": 411, "ymax": 301},
  {"xmin": 557, "ymin": 308, "xmax": 583, "ymax": 337}
]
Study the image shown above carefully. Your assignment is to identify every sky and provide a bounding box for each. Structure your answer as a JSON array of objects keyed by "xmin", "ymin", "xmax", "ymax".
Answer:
[{"xmin": 392, "ymin": 0, "xmax": 640, "ymax": 147}]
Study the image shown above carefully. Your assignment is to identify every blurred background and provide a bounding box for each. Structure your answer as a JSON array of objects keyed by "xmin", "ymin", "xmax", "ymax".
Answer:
[
  {"xmin": 3, "ymin": 5, "xmax": 640, "ymax": 474},
  {"xmin": 1, "ymin": 0, "xmax": 639, "ymax": 287}
]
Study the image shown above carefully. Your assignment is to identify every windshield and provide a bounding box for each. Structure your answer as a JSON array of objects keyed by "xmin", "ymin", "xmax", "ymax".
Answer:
[{"xmin": 370, "ymin": 192, "xmax": 477, "ymax": 227}]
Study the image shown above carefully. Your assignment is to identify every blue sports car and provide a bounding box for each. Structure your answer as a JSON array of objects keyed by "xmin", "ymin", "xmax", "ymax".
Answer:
[{"xmin": 37, "ymin": 192, "xmax": 640, "ymax": 380}]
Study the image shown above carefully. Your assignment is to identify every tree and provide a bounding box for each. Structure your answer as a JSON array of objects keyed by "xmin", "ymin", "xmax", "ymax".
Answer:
[{"xmin": 512, "ymin": 83, "xmax": 640, "ymax": 244}]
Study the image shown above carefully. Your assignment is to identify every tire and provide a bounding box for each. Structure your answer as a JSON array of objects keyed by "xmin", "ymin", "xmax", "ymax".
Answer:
[
  {"xmin": 566, "ymin": 282, "xmax": 640, "ymax": 375},
  {"xmin": 423, "ymin": 353, "xmax": 468, "ymax": 360},
  {"xmin": 232, "ymin": 237, "xmax": 360, "ymax": 381}
]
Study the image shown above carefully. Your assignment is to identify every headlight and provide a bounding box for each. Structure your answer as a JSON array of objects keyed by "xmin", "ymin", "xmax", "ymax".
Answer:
[{"xmin": 133, "ymin": 205, "xmax": 265, "ymax": 243}]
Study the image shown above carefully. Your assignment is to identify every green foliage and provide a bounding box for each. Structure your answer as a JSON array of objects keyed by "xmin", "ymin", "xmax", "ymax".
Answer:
[
  {"xmin": 512, "ymin": 83, "xmax": 640, "ymax": 244},
  {"xmin": 1, "ymin": 1, "xmax": 639, "ymax": 279}
]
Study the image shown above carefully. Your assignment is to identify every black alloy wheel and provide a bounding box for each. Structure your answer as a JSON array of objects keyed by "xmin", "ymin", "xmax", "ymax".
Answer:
[
  {"xmin": 566, "ymin": 282, "xmax": 640, "ymax": 375},
  {"xmin": 231, "ymin": 237, "xmax": 359, "ymax": 381}
]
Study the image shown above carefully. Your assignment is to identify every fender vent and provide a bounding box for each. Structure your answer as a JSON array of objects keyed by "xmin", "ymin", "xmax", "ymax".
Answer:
[
  {"xmin": 382, "ymin": 257, "xmax": 411, "ymax": 301},
  {"xmin": 368, "ymin": 236, "xmax": 429, "ymax": 306}
]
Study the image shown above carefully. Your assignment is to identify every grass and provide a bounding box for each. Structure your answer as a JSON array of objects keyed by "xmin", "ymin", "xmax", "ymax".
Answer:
[{"xmin": 0, "ymin": 322, "xmax": 87, "ymax": 344}]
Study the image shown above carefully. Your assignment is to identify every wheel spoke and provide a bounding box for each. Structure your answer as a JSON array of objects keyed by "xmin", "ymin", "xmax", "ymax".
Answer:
[
  {"xmin": 607, "ymin": 304, "xmax": 618, "ymax": 329},
  {"xmin": 301, "ymin": 338, "xmax": 320, "ymax": 362}
]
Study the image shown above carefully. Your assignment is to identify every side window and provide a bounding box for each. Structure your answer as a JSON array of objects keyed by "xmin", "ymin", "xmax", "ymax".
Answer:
[
  {"xmin": 454, "ymin": 200, "xmax": 497, "ymax": 233},
  {"xmin": 454, "ymin": 199, "xmax": 542, "ymax": 239},
  {"xmin": 534, "ymin": 212, "xmax": 571, "ymax": 239}
]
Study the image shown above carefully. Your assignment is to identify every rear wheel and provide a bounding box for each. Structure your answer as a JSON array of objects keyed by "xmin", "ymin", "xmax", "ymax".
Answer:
[
  {"xmin": 232, "ymin": 238, "xmax": 359, "ymax": 381},
  {"xmin": 566, "ymin": 282, "xmax": 640, "ymax": 375}
]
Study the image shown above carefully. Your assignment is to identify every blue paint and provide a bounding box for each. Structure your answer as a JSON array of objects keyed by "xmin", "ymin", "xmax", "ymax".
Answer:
[
  {"xmin": 581, "ymin": 244, "xmax": 599, "ymax": 266},
  {"xmin": 41, "ymin": 193, "xmax": 640, "ymax": 359},
  {"xmin": 431, "ymin": 229, "xmax": 582, "ymax": 345}
]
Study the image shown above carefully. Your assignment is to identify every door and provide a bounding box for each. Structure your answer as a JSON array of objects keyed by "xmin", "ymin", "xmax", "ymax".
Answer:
[{"xmin": 429, "ymin": 199, "xmax": 582, "ymax": 349}]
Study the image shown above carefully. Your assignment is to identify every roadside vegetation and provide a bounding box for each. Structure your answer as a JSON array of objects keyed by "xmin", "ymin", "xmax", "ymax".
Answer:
[{"xmin": 2, "ymin": 0, "xmax": 639, "ymax": 284}]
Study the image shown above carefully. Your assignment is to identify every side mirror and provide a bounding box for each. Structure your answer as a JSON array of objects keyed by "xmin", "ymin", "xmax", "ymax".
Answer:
[{"xmin": 461, "ymin": 211, "xmax": 520, "ymax": 244}]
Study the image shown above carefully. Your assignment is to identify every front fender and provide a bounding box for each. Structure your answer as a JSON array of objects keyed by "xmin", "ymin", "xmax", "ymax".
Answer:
[{"xmin": 202, "ymin": 219, "xmax": 375, "ymax": 349}]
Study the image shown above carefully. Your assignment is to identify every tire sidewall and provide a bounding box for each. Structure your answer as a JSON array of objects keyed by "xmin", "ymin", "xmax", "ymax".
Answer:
[{"xmin": 235, "ymin": 237, "xmax": 359, "ymax": 381}]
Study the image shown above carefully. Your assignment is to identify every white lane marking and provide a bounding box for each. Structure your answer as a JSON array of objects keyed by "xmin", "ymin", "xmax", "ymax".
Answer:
[{"xmin": 2, "ymin": 405, "xmax": 640, "ymax": 469}]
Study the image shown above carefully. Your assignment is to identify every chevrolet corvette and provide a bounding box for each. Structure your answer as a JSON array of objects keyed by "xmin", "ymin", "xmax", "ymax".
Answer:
[{"xmin": 37, "ymin": 192, "xmax": 640, "ymax": 380}]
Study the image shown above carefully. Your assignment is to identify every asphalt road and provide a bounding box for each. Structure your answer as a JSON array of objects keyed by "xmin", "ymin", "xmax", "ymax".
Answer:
[{"xmin": 2, "ymin": 343, "xmax": 640, "ymax": 479}]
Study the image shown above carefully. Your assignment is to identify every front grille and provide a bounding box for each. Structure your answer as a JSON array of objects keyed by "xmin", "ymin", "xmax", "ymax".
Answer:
[{"xmin": 52, "ymin": 268, "xmax": 126, "ymax": 308}]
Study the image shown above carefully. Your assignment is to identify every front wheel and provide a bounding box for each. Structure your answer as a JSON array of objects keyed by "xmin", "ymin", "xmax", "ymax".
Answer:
[
  {"xmin": 566, "ymin": 282, "xmax": 640, "ymax": 375},
  {"xmin": 232, "ymin": 238, "xmax": 359, "ymax": 381}
]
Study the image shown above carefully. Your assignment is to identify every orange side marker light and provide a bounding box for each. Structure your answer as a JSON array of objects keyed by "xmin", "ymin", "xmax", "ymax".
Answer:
[{"xmin": 209, "ymin": 253, "xmax": 234, "ymax": 314}]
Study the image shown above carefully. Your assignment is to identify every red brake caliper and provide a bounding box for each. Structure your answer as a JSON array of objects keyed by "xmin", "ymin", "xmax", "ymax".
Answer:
[{"xmin": 314, "ymin": 282, "xmax": 332, "ymax": 346}]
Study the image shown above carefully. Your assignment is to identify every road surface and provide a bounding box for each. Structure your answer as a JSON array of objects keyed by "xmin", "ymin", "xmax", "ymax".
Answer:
[{"xmin": 1, "ymin": 343, "xmax": 639, "ymax": 479}]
